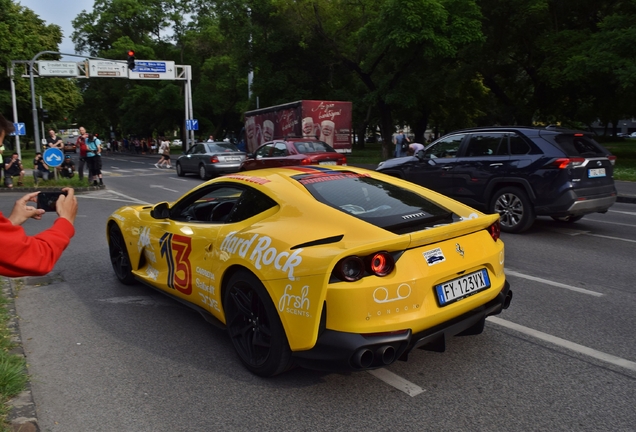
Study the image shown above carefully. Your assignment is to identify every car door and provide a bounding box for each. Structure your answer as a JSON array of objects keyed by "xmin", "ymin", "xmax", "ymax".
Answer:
[
  {"xmin": 180, "ymin": 144, "xmax": 199, "ymax": 173},
  {"xmin": 405, "ymin": 134, "xmax": 466, "ymax": 197},
  {"xmin": 450, "ymin": 132, "xmax": 511, "ymax": 208},
  {"xmin": 260, "ymin": 142, "xmax": 291, "ymax": 168},
  {"xmin": 242, "ymin": 142, "xmax": 276, "ymax": 170},
  {"xmin": 139, "ymin": 185, "xmax": 245, "ymax": 316}
]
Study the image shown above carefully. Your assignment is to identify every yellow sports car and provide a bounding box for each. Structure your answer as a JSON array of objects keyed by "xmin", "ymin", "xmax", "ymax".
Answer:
[{"xmin": 107, "ymin": 166, "xmax": 512, "ymax": 376}]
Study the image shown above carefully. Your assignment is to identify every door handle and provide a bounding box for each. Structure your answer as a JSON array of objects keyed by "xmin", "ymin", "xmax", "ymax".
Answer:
[
  {"xmin": 441, "ymin": 166, "xmax": 453, "ymax": 170},
  {"xmin": 489, "ymin": 163, "xmax": 503, "ymax": 167}
]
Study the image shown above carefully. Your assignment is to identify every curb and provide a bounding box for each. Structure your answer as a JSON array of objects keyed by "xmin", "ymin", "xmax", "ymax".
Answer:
[
  {"xmin": 2, "ymin": 278, "xmax": 40, "ymax": 432},
  {"xmin": 617, "ymin": 195, "xmax": 636, "ymax": 204}
]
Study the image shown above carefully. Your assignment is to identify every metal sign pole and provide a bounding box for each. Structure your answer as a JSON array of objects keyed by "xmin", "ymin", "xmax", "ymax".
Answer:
[{"xmin": 9, "ymin": 65, "xmax": 22, "ymax": 158}]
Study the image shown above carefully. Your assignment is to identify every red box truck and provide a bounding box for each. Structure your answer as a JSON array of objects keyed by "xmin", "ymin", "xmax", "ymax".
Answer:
[{"xmin": 244, "ymin": 100, "xmax": 352, "ymax": 153}]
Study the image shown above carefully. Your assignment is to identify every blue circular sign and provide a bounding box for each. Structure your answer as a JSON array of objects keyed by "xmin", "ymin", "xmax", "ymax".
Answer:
[{"xmin": 43, "ymin": 147, "xmax": 64, "ymax": 167}]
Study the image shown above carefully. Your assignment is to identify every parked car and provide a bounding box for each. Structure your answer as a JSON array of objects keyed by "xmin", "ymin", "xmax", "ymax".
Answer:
[
  {"xmin": 376, "ymin": 126, "xmax": 617, "ymax": 233},
  {"xmin": 176, "ymin": 142, "xmax": 246, "ymax": 180},
  {"xmin": 240, "ymin": 138, "xmax": 347, "ymax": 171},
  {"xmin": 107, "ymin": 165, "xmax": 511, "ymax": 376},
  {"xmin": 172, "ymin": 139, "xmax": 183, "ymax": 146}
]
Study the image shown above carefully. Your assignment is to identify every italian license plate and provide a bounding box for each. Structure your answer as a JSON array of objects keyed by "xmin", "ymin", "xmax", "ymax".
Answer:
[
  {"xmin": 588, "ymin": 168, "xmax": 606, "ymax": 178},
  {"xmin": 435, "ymin": 269, "xmax": 490, "ymax": 307},
  {"xmin": 319, "ymin": 161, "xmax": 337, "ymax": 165}
]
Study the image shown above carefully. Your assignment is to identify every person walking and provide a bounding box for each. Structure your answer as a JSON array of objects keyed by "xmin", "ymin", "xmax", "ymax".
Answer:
[{"xmin": 155, "ymin": 139, "xmax": 172, "ymax": 168}]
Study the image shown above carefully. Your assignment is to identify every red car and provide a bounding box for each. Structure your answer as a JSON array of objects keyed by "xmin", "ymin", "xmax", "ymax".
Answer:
[{"xmin": 240, "ymin": 138, "xmax": 347, "ymax": 171}]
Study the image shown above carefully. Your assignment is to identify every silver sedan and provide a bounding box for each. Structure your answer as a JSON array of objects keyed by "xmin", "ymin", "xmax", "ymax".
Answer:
[{"xmin": 176, "ymin": 142, "xmax": 246, "ymax": 180}]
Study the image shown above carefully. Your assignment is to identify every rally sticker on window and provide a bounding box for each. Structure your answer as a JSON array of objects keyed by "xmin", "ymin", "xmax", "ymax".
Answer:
[{"xmin": 423, "ymin": 247, "xmax": 446, "ymax": 266}]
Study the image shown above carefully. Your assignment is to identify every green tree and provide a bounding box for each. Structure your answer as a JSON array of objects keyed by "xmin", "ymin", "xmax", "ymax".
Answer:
[{"xmin": 0, "ymin": 0, "xmax": 82, "ymax": 145}]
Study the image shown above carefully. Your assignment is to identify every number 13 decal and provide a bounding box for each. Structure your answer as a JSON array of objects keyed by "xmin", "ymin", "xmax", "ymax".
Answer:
[{"xmin": 160, "ymin": 233, "xmax": 193, "ymax": 295}]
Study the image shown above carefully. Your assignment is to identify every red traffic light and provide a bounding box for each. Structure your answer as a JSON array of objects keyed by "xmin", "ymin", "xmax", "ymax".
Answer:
[
  {"xmin": 127, "ymin": 50, "xmax": 136, "ymax": 69},
  {"xmin": 127, "ymin": 50, "xmax": 135, "ymax": 56}
]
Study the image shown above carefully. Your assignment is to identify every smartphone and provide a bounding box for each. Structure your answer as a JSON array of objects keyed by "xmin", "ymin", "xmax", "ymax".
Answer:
[{"xmin": 37, "ymin": 191, "xmax": 67, "ymax": 212}]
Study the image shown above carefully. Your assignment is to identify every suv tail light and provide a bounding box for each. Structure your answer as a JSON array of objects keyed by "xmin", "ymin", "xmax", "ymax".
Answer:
[
  {"xmin": 551, "ymin": 157, "xmax": 585, "ymax": 169},
  {"xmin": 488, "ymin": 220, "xmax": 501, "ymax": 241},
  {"xmin": 608, "ymin": 155, "xmax": 617, "ymax": 166}
]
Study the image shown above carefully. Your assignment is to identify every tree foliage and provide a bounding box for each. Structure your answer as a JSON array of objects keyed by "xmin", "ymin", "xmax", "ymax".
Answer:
[{"xmin": 7, "ymin": 0, "xmax": 636, "ymax": 148}]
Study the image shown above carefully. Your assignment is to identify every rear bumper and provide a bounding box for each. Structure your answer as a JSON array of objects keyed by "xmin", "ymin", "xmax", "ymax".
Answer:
[
  {"xmin": 535, "ymin": 185, "xmax": 617, "ymax": 217},
  {"xmin": 292, "ymin": 281, "xmax": 512, "ymax": 372}
]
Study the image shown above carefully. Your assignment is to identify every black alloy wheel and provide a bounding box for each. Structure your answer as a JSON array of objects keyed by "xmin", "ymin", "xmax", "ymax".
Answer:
[
  {"xmin": 224, "ymin": 270, "xmax": 292, "ymax": 377},
  {"xmin": 108, "ymin": 224, "xmax": 136, "ymax": 285},
  {"xmin": 491, "ymin": 187, "xmax": 535, "ymax": 233}
]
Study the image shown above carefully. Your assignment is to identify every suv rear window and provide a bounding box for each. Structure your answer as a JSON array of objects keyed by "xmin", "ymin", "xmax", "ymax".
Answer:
[
  {"xmin": 295, "ymin": 171, "xmax": 459, "ymax": 234},
  {"xmin": 550, "ymin": 134, "xmax": 606, "ymax": 157}
]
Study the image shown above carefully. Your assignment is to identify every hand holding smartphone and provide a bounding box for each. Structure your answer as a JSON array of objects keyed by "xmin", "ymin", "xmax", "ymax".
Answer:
[{"xmin": 37, "ymin": 191, "xmax": 68, "ymax": 212}]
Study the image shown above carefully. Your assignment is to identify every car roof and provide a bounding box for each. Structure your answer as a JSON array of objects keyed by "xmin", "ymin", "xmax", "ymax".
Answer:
[{"xmin": 445, "ymin": 125, "xmax": 593, "ymax": 136}]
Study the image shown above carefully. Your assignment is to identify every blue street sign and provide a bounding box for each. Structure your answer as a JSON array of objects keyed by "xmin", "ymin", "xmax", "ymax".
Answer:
[
  {"xmin": 9, "ymin": 123, "xmax": 26, "ymax": 136},
  {"xmin": 187, "ymin": 119, "xmax": 199, "ymax": 131},
  {"xmin": 43, "ymin": 147, "xmax": 64, "ymax": 167}
]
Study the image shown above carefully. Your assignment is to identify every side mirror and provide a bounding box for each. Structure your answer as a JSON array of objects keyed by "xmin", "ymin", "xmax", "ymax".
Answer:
[
  {"xmin": 415, "ymin": 150, "xmax": 427, "ymax": 161},
  {"xmin": 247, "ymin": 153, "xmax": 255, "ymax": 159},
  {"xmin": 151, "ymin": 202, "xmax": 170, "ymax": 219}
]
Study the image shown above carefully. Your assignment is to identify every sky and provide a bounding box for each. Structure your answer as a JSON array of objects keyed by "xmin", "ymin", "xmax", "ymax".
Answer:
[{"xmin": 18, "ymin": 0, "xmax": 94, "ymax": 58}]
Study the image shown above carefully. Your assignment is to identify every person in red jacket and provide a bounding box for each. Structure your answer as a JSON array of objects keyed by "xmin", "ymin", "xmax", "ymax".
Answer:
[{"xmin": 0, "ymin": 113, "xmax": 78, "ymax": 277}]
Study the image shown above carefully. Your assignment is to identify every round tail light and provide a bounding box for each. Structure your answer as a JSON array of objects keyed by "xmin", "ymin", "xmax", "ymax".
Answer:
[
  {"xmin": 335, "ymin": 256, "xmax": 365, "ymax": 282},
  {"xmin": 367, "ymin": 251, "xmax": 394, "ymax": 276}
]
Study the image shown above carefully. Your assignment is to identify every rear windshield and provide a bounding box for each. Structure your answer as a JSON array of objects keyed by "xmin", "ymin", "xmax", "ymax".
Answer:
[
  {"xmin": 293, "ymin": 141, "xmax": 335, "ymax": 153},
  {"xmin": 551, "ymin": 134, "xmax": 607, "ymax": 157},
  {"xmin": 206, "ymin": 143, "xmax": 240, "ymax": 153},
  {"xmin": 295, "ymin": 171, "xmax": 459, "ymax": 234}
]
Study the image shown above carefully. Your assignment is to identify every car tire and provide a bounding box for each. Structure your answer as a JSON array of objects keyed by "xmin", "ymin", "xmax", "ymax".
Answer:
[
  {"xmin": 490, "ymin": 187, "xmax": 535, "ymax": 233},
  {"xmin": 108, "ymin": 224, "xmax": 136, "ymax": 285},
  {"xmin": 551, "ymin": 215, "xmax": 584, "ymax": 223},
  {"xmin": 199, "ymin": 164, "xmax": 209, "ymax": 180},
  {"xmin": 224, "ymin": 270, "xmax": 293, "ymax": 377},
  {"xmin": 176, "ymin": 163, "xmax": 185, "ymax": 177}
]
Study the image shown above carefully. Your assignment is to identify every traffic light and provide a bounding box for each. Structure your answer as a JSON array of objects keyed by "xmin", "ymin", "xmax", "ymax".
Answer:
[
  {"xmin": 127, "ymin": 50, "xmax": 136, "ymax": 70},
  {"xmin": 41, "ymin": 109, "xmax": 49, "ymax": 120}
]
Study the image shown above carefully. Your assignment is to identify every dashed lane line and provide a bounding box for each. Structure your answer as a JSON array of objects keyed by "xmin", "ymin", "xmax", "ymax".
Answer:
[
  {"xmin": 487, "ymin": 316, "xmax": 636, "ymax": 373},
  {"xmin": 505, "ymin": 270, "xmax": 604, "ymax": 297},
  {"xmin": 367, "ymin": 369, "xmax": 425, "ymax": 397}
]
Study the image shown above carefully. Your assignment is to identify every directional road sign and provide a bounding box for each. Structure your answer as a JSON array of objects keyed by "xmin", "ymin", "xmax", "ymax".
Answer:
[
  {"xmin": 9, "ymin": 123, "xmax": 26, "ymax": 136},
  {"xmin": 128, "ymin": 60, "xmax": 176, "ymax": 80},
  {"xmin": 43, "ymin": 148, "xmax": 64, "ymax": 167},
  {"xmin": 186, "ymin": 119, "xmax": 199, "ymax": 131},
  {"xmin": 37, "ymin": 61, "xmax": 78, "ymax": 77},
  {"xmin": 88, "ymin": 60, "xmax": 128, "ymax": 78}
]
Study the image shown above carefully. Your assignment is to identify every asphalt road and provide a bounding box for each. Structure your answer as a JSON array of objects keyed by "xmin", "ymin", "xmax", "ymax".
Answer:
[{"xmin": 4, "ymin": 152, "xmax": 636, "ymax": 431}]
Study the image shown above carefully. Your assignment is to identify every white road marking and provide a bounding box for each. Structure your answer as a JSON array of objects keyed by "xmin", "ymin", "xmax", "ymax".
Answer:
[
  {"xmin": 608, "ymin": 209, "xmax": 636, "ymax": 216},
  {"xmin": 583, "ymin": 219, "xmax": 636, "ymax": 228},
  {"xmin": 505, "ymin": 270, "xmax": 603, "ymax": 297},
  {"xmin": 367, "ymin": 369, "xmax": 425, "ymax": 397},
  {"xmin": 586, "ymin": 233, "xmax": 636, "ymax": 243},
  {"xmin": 150, "ymin": 184, "xmax": 179, "ymax": 193},
  {"xmin": 77, "ymin": 189, "xmax": 150, "ymax": 205},
  {"xmin": 487, "ymin": 316, "xmax": 636, "ymax": 373}
]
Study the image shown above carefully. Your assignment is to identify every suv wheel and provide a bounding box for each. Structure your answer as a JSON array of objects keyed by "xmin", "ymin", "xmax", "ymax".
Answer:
[{"xmin": 491, "ymin": 187, "xmax": 535, "ymax": 233}]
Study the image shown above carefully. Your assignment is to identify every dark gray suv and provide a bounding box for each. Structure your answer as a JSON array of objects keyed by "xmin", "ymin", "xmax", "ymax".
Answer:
[{"xmin": 376, "ymin": 127, "xmax": 617, "ymax": 233}]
